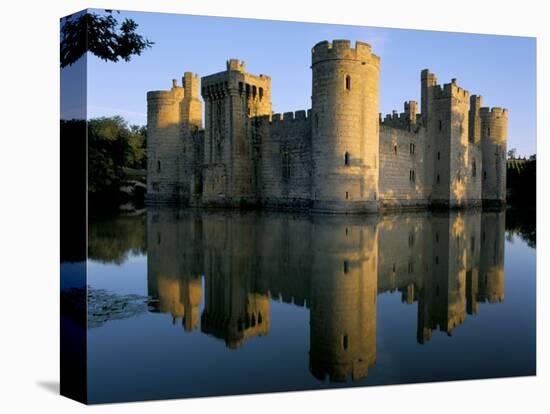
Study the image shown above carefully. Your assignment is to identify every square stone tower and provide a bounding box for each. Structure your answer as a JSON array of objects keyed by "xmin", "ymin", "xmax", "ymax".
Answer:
[{"xmin": 201, "ymin": 60, "xmax": 272, "ymax": 206}]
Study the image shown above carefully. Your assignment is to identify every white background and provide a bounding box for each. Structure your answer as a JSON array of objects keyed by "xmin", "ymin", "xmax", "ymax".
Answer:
[{"xmin": 0, "ymin": 0, "xmax": 547, "ymax": 412}]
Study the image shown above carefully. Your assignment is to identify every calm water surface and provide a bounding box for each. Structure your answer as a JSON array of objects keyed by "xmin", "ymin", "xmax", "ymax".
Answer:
[{"xmin": 84, "ymin": 208, "xmax": 535, "ymax": 403}]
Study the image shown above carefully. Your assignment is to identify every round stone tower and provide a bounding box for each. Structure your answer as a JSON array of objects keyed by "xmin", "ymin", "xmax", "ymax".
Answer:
[
  {"xmin": 146, "ymin": 82, "xmax": 185, "ymax": 202},
  {"xmin": 311, "ymin": 40, "xmax": 380, "ymax": 213},
  {"xmin": 480, "ymin": 107, "xmax": 508, "ymax": 206}
]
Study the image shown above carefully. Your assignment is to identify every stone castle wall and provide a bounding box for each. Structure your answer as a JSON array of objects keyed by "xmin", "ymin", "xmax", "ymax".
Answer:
[
  {"xmin": 378, "ymin": 124, "xmax": 428, "ymax": 208},
  {"xmin": 146, "ymin": 39, "xmax": 508, "ymax": 212},
  {"xmin": 255, "ymin": 111, "xmax": 312, "ymax": 209}
]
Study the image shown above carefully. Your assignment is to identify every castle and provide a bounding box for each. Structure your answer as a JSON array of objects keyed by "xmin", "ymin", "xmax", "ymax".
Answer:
[{"xmin": 146, "ymin": 40, "xmax": 508, "ymax": 213}]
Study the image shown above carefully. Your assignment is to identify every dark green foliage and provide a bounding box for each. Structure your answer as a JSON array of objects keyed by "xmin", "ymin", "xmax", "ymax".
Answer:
[
  {"xmin": 61, "ymin": 117, "xmax": 147, "ymax": 211},
  {"xmin": 60, "ymin": 10, "xmax": 153, "ymax": 68},
  {"xmin": 88, "ymin": 116, "xmax": 132, "ymax": 196},
  {"xmin": 507, "ymin": 156, "xmax": 536, "ymax": 207},
  {"xmin": 127, "ymin": 125, "xmax": 147, "ymax": 169}
]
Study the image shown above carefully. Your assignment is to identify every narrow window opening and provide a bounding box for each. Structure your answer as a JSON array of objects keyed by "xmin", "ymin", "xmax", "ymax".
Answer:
[
  {"xmin": 343, "ymin": 261, "xmax": 349, "ymax": 274},
  {"xmin": 345, "ymin": 191, "xmax": 349, "ymax": 200},
  {"xmin": 437, "ymin": 151, "xmax": 441, "ymax": 160},
  {"xmin": 345, "ymin": 75, "xmax": 351, "ymax": 91},
  {"xmin": 472, "ymin": 160, "xmax": 477, "ymax": 177},
  {"xmin": 410, "ymin": 143, "xmax": 415, "ymax": 154},
  {"xmin": 439, "ymin": 120, "xmax": 442, "ymax": 131},
  {"xmin": 435, "ymin": 256, "xmax": 439, "ymax": 265},
  {"xmin": 394, "ymin": 144, "xmax": 397, "ymax": 155},
  {"xmin": 344, "ymin": 152, "xmax": 350, "ymax": 166},
  {"xmin": 157, "ymin": 160, "xmax": 161, "ymax": 173},
  {"xmin": 437, "ymin": 173, "xmax": 440, "ymax": 183},
  {"xmin": 342, "ymin": 335, "xmax": 349, "ymax": 350},
  {"xmin": 436, "ymin": 233, "xmax": 439, "ymax": 243},
  {"xmin": 483, "ymin": 171, "xmax": 487, "ymax": 180},
  {"xmin": 487, "ymin": 127, "xmax": 491, "ymax": 137},
  {"xmin": 259, "ymin": 87, "xmax": 264, "ymax": 101}
]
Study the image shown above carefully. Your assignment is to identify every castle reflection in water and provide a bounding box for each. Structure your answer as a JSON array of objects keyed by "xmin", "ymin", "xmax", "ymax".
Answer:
[{"xmin": 146, "ymin": 209, "xmax": 505, "ymax": 382}]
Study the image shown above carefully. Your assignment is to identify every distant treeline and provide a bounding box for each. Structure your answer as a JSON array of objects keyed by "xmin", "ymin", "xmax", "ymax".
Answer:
[
  {"xmin": 507, "ymin": 156, "xmax": 536, "ymax": 208},
  {"xmin": 60, "ymin": 116, "xmax": 147, "ymax": 214}
]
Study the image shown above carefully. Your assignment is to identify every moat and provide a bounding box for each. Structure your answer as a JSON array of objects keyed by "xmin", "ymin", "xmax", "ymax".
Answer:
[{"xmin": 81, "ymin": 208, "xmax": 535, "ymax": 403}]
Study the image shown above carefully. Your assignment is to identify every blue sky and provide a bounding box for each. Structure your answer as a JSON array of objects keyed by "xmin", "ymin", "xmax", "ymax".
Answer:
[{"xmin": 62, "ymin": 9, "xmax": 536, "ymax": 156}]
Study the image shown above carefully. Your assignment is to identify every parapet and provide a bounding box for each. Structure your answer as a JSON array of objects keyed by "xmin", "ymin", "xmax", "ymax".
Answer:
[
  {"xmin": 311, "ymin": 39, "xmax": 380, "ymax": 66},
  {"xmin": 147, "ymin": 83, "xmax": 184, "ymax": 104},
  {"xmin": 381, "ymin": 101, "xmax": 419, "ymax": 131},
  {"xmin": 254, "ymin": 109, "xmax": 311, "ymax": 127},
  {"xmin": 182, "ymin": 72, "xmax": 200, "ymax": 98},
  {"xmin": 226, "ymin": 59, "xmax": 246, "ymax": 73},
  {"xmin": 432, "ymin": 78, "xmax": 470, "ymax": 100},
  {"xmin": 480, "ymin": 107, "xmax": 508, "ymax": 118},
  {"xmin": 421, "ymin": 69, "xmax": 437, "ymax": 87},
  {"xmin": 470, "ymin": 94, "xmax": 482, "ymax": 110}
]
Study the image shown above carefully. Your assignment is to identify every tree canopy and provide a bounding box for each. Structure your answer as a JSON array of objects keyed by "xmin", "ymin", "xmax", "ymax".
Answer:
[
  {"xmin": 60, "ymin": 10, "xmax": 153, "ymax": 68},
  {"xmin": 86, "ymin": 116, "xmax": 146, "ymax": 196}
]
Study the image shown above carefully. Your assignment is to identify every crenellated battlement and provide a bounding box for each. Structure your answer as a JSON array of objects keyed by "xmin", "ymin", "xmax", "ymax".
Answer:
[
  {"xmin": 201, "ymin": 62, "xmax": 271, "ymax": 103},
  {"xmin": 147, "ymin": 74, "xmax": 203, "ymax": 104},
  {"xmin": 254, "ymin": 109, "xmax": 311, "ymax": 127},
  {"xmin": 226, "ymin": 58, "xmax": 246, "ymax": 73},
  {"xmin": 470, "ymin": 94, "xmax": 482, "ymax": 109},
  {"xmin": 311, "ymin": 39, "xmax": 380, "ymax": 66},
  {"xmin": 147, "ymin": 79, "xmax": 185, "ymax": 102},
  {"xmin": 380, "ymin": 101, "xmax": 419, "ymax": 130},
  {"xmin": 432, "ymin": 78, "xmax": 470, "ymax": 100},
  {"xmin": 480, "ymin": 107, "xmax": 508, "ymax": 118}
]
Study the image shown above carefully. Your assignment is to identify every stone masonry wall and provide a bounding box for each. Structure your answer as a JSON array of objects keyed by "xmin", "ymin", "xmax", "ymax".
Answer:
[
  {"xmin": 378, "ymin": 125, "xmax": 427, "ymax": 209},
  {"xmin": 255, "ymin": 111, "xmax": 312, "ymax": 209}
]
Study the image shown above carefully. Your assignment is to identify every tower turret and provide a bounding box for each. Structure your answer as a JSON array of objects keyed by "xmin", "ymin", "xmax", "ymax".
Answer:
[
  {"xmin": 311, "ymin": 40, "xmax": 380, "ymax": 212},
  {"xmin": 469, "ymin": 95, "xmax": 482, "ymax": 145},
  {"xmin": 480, "ymin": 107, "xmax": 508, "ymax": 206},
  {"xmin": 201, "ymin": 60, "xmax": 272, "ymax": 205},
  {"xmin": 146, "ymin": 82, "xmax": 185, "ymax": 202},
  {"xmin": 147, "ymin": 74, "xmax": 203, "ymax": 203}
]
